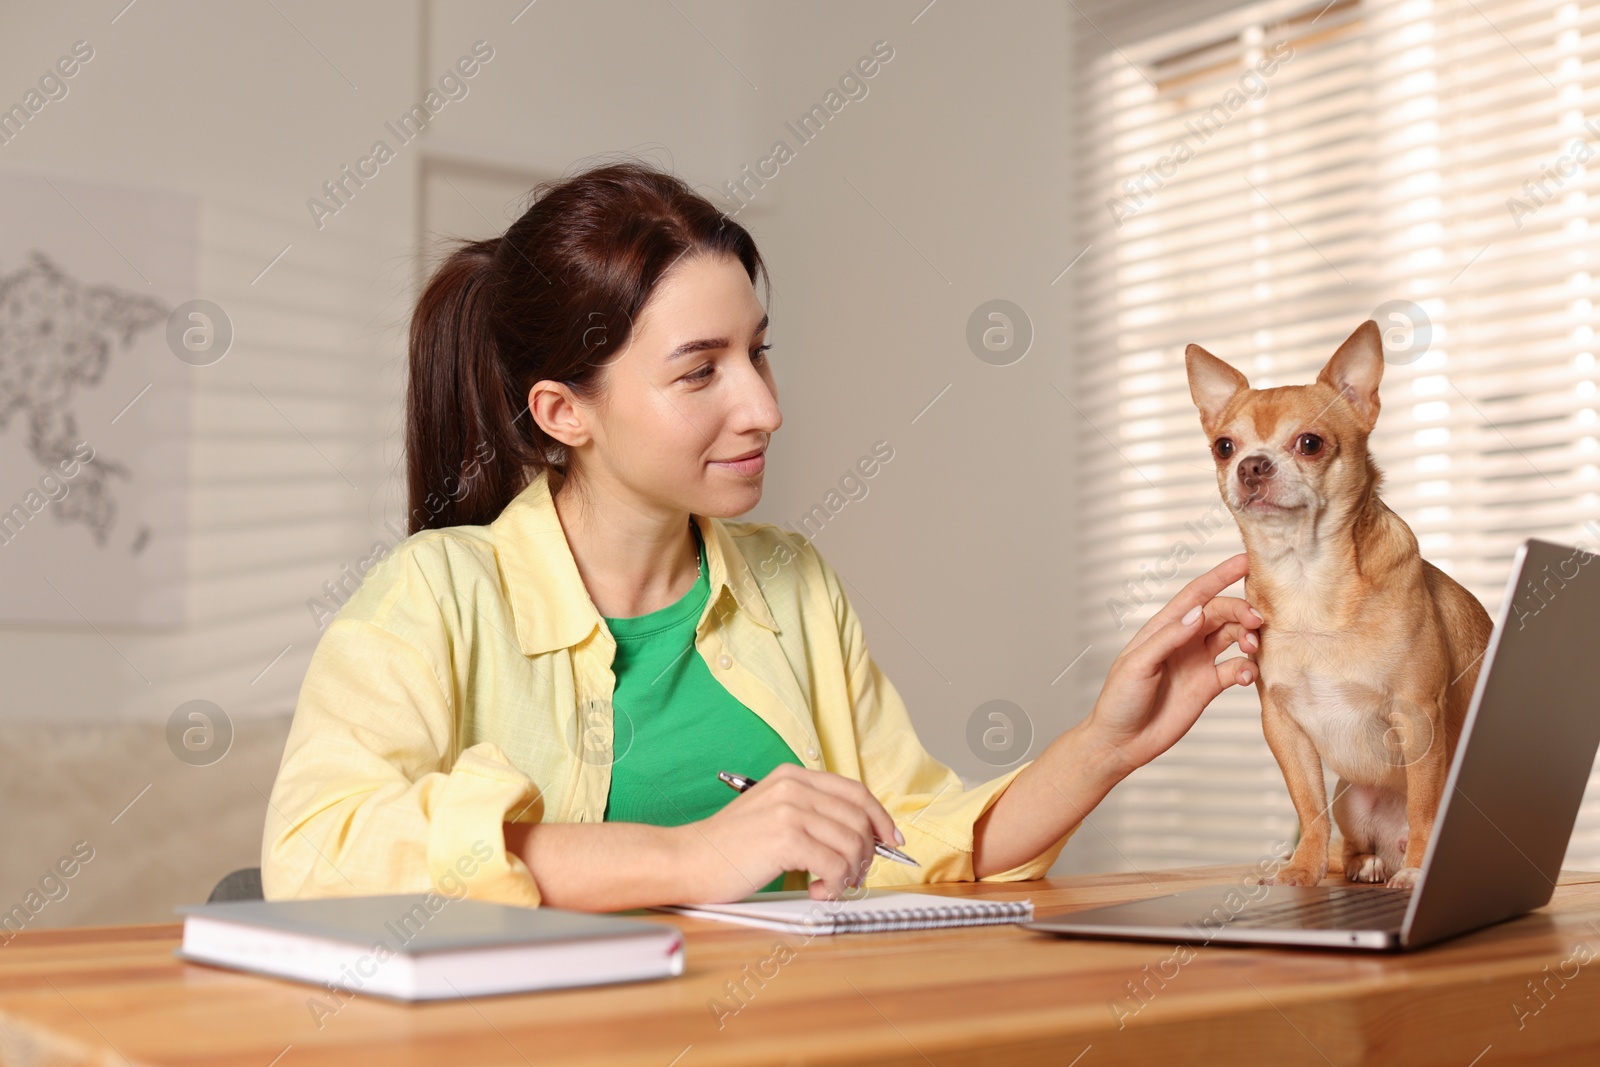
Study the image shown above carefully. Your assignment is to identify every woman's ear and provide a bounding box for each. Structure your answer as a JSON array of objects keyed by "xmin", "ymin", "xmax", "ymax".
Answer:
[{"xmin": 529, "ymin": 380, "xmax": 590, "ymax": 449}]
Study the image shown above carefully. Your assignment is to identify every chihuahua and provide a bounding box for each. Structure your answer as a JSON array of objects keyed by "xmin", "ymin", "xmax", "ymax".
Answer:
[{"xmin": 1185, "ymin": 319, "xmax": 1492, "ymax": 890}]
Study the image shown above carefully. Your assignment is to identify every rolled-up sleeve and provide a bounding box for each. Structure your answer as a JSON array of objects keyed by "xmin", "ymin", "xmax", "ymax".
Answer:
[
  {"xmin": 260, "ymin": 616, "xmax": 544, "ymax": 907},
  {"xmin": 814, "ymin": 550, "xmax": 1076, "ymax": 888}
]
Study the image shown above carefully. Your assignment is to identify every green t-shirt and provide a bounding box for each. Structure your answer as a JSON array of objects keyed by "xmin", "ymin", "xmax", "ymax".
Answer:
[{"xmin": 601, "ymin": 525, "xmax": 802, "ymax": 892}]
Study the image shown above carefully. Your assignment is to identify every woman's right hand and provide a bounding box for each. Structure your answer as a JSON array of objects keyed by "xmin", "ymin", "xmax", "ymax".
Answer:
[{"xmin": 675, "ymin": 762, "xmax": 904, "ymax": 903}]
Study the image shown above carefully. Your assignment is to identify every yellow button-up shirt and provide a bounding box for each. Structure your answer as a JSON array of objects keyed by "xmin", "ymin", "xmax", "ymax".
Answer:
[{"xmin": 261, "ymin": 469, "xmax": 1074, "ymax": 906}]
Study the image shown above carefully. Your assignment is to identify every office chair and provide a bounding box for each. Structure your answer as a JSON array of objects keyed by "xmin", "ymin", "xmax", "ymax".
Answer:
[{"xmin": 207, "ymin": 866, "xmax": 264, "ymax": 903}]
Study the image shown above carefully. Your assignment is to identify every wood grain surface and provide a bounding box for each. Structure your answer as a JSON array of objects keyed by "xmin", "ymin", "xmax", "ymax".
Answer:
[{"xmin": 4, "ymin": 864, "xmax": 1599, "ymax": 1066}]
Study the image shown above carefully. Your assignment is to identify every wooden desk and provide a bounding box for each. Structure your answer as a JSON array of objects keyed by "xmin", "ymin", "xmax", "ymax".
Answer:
[{"xmin": 4, "ymin": 865, "xmax": 1599, "ymax": 1066}]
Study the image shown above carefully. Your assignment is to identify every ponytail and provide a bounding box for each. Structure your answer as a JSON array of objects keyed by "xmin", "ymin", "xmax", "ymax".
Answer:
[{"xmin": 405, "ymin": 236, "xmax": 531, "ymax": 533}]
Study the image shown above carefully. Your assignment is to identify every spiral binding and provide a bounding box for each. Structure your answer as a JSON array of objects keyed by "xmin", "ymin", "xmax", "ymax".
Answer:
[{"xmin": 816, "ymin": 900, "xmax": 1032, "ymax": 932}]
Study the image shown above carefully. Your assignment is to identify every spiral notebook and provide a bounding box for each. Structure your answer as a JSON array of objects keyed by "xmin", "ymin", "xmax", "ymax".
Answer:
[{"xmin": 651, "ymin": 890, "xmax": 1032, "ymax": 934}]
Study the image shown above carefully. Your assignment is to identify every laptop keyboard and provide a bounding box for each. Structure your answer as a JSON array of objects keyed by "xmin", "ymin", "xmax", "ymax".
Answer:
[{"xmin": 1224, "ymin": 888, "xmax": 1413, "ymax": 930}]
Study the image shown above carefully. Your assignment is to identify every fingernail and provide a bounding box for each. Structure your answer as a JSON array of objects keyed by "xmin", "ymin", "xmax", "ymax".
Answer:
[
  {"xmin": 1248, "ymin": 605, "xmax": 1263, "ymax": 623},
  {"xmin": 1182, "ymin": 605, "xmax": 1203, "ymax": 625},
  {"xmin": 1241, "ymin": 668, "xmax": 1255, "ymax": 685},
  {"xmin": 894, "ymin": 828, "xmax": 905, "ymax": 846}
]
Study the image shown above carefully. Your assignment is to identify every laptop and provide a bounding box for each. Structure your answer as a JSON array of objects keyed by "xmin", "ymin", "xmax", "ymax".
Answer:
[{"xmin": 1024, "ymin": 537, "xmax": 1600, "ymax": 951}]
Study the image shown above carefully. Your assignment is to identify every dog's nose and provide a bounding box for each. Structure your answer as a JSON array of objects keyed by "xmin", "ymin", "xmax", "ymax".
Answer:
[{"xmin": 1238, "ymin": 454, "xmax": 1276, "ymax": 485}]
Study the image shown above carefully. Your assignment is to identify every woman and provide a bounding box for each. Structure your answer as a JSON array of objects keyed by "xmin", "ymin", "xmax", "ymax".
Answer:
[{"xmin": 261, "ymin": 160, "xmax": 1261, "ymax": 911}]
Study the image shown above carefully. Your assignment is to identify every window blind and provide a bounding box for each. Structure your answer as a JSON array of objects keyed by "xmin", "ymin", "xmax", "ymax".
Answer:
[{"xmin": 1071, "ymin": 0, "xmax": 1600, "ymax": 872}]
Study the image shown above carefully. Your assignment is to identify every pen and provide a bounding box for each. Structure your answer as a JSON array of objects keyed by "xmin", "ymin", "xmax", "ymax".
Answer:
[{"xmin": 718, "ymin": 770, "xmax": 921, "ymax": 867}]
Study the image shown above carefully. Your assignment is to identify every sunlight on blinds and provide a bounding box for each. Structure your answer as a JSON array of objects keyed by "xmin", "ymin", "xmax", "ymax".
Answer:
[{"xmin": 1072, "ymin": 0, "xmax": 1600, "ymax": 872}]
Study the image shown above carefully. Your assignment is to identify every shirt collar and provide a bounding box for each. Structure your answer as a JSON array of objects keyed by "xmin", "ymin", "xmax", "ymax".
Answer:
[{"xmin": 490, "ymin": 468, "xmax": 780, "ymax": 656}]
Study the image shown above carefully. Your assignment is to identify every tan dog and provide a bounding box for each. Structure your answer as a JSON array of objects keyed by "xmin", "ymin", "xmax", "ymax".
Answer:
[{"xmin": 1185, "ymin": 319, "xmax": 1492, "ymax": 890}]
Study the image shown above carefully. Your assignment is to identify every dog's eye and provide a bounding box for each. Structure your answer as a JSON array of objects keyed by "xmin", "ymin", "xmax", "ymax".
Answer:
[
  {"xmin": 1297, "ymin": 433, "xmax": 1324, "ymax": 456},
  {"xmin": 1213, "ymin": 437, "xmax": 1235, "ymax": 460}
]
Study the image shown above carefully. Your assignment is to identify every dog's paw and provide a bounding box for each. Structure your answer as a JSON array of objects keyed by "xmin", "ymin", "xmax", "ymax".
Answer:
[
  {"xmin": 1385, "ymin": 866, "xmax": 1422, "ymax": 890},
  {"xmin": 1259, "ymin": 863, "xmax": 1327, "ymax": 887},
  {"xmin": 1345, "ymin": 854, "xmax": 1390, "ymax": 883}
]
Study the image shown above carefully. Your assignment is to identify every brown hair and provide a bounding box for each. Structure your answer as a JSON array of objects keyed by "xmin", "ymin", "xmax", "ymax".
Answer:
[{"xmin": 404, "ymin": 159, "xmax": 770, "ymax": 534}]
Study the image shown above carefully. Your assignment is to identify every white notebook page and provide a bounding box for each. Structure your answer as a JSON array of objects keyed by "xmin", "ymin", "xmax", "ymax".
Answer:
[{"xmin": 652, "ymin": 890, "xmax": 1033, "ymax": 934}]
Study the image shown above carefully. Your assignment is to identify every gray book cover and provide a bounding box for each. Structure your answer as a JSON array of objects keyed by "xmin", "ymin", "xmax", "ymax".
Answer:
[{"xmin": 176, "ymin": 894, "xmax": 677, "ymax": 955}]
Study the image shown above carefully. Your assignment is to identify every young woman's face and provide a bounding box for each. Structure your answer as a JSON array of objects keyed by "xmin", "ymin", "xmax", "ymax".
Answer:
[{"xmin": 571, "ymin": 253, "xmax": 781, "ymax": 519}]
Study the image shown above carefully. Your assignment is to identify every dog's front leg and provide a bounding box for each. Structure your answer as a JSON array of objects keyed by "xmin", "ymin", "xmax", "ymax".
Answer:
[
  {"xmin": 1389, "ymin": 695, "xmax": 1448, "ymax": 889},
  {"xmin": 1260, "ymin": 683, "xmax": 1331, "ymax": 886}
]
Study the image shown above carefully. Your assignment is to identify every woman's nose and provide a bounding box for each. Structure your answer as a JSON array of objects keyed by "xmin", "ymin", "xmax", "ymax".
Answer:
[{"xmin": 737, "ymin": 363, "xmax": 782, "ymax": 433}]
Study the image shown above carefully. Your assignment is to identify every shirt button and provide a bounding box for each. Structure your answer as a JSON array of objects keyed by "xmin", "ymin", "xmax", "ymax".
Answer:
[
  {"xmin": 804, "ymin": 744, "xmax": 819, "ymax": 760},
  {"xmin": 718, "ymin": 654, "xmax": 732, "ymax": 670}
]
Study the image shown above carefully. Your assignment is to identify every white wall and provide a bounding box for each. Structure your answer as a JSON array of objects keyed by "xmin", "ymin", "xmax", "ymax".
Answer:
[
  {"xmin": 1, "ymin": 0, "xmax": 429, "ymax": 924},
  {"xmin": 0, "ymin": 0, "xmax": 1086, "ymax": 927},
  {"xmin": 711, "ymin": 2, "xmax": 1089, "ymax": 871}
]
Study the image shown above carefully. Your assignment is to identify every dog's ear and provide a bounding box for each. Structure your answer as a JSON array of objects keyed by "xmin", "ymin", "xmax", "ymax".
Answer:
[
  {"xmin": 1316, "ymin": 320, "xmax": 1384, "ymax": 431},
  {"xmin": 1185, "ymin": 343, "xmax": 1250, "ymax": 430}
]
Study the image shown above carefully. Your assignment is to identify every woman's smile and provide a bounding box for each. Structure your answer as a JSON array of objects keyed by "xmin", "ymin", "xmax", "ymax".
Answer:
[{"xmin": 709, "ymin": 446, "xmax": 766, "ymax": 475}]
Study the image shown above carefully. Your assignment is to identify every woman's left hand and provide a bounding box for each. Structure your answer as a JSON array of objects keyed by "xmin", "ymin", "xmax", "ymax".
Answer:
[{"xmin": 1082, "ymin": 552, "xmax": 1261, "ymax": 779}]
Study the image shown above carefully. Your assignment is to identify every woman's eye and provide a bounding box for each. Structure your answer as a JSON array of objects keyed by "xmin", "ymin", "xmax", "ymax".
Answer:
[{"xmin": 684, "ymin": 345, "xmax": 770, "ymax": 384}]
